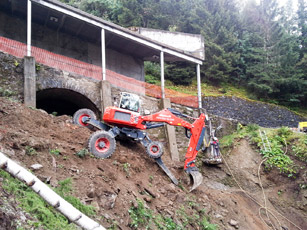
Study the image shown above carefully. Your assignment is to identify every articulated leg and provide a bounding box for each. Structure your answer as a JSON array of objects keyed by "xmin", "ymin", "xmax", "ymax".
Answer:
[
  {"xmin": 155, "ymin": 157, "xmax": 178, "ymax": 185},
  {"xmin": 140, "ymin": 134, "xmax": 178, "ymax": 185}
]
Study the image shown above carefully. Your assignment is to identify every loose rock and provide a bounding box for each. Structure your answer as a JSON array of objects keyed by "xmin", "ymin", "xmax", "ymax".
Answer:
[{"xmin": 30, "ymin": 163, "xmax": 43, "ymax": 170}]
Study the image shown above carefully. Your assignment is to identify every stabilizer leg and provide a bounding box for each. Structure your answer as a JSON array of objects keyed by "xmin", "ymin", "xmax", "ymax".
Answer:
[{"xmin": 155, "ymin": 157, "xmax": 178, "ymax": 185}]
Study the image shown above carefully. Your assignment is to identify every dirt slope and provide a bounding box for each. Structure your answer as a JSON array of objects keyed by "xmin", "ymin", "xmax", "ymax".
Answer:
[{"xmin": 0, "ymin": 97, "xmax": 306, "ymax": 230}]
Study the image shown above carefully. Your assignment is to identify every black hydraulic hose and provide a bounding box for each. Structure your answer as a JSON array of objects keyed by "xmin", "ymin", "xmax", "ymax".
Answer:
[
  {"xmin": 167, "ymin": 108, "xmax": 188, "ymax": 118},
  {"xmin": 185, "ymin": 128, "xmax": 192, "ymax": 138},
  {"xmin": 145, "ymin": 123, "xmax": 165, "ymax": 129}
]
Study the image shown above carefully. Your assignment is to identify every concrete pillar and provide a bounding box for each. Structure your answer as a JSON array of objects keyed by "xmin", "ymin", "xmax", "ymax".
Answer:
[
  {"xmin": 24, "ymin": 56, "xmax": 36, "ymax": 107},
  {"xmin": 160, "ymin": 51, "xmax": 165, "ymax": 99},
  {"xmin": 161, "ymin": 98, "xmax": 180, "ymax": 162},
  {"xmin": 196, "ymin": 64, "xmax": 202, "ymax": 109},
  {"xmin": 101, "ymin": 28, "xmax": 106, "ymax": 81},
  {"xmin": 27, "ymin": 0, "xmax": 32, "ymax": 56},
  {"xmin": 100, "ymin": 80, "xmax": 112, "ymax": 116}
]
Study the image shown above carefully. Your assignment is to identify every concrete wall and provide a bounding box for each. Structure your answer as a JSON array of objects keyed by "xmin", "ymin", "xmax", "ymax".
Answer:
[
  {"xmin": 133, "ymin": 27, "xmax": 205, "ymax": 60},
  {"xmin": 107, "ymin": 49, "xmax": 144, "ymax": 82},
  {"xmin": 0, "ymin": 11, "xmax": 144, "ymax": 81},
  {"xmin": 0, "ymin": 11, "xmax": 27, "ymax": 44}
]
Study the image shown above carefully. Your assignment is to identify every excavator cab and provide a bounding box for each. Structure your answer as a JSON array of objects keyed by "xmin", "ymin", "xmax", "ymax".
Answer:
[{"xmin": 119, "ymin": 92, "xmax": 140, "ymax": 113}]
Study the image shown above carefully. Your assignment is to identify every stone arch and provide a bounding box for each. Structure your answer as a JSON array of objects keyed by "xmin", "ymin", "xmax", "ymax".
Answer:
[
  {"xmin": 36, "ymin": 71, "xmax": 102, "ymax": 117},
  {"xmin": 36, "ymin": 88, "xmax": 100, "ymax": 117}
]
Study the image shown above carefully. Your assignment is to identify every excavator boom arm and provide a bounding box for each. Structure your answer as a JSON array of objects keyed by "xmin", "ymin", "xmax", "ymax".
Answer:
[
  {"xmin": 141, "ymin": 109, "xmax": 206, "ymax": 170},
  {"xmin": 141, "ymin": 109, "xmax": 193, "ymax": 129}
]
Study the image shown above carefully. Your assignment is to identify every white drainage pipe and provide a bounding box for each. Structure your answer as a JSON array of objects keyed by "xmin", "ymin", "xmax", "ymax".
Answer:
[{"xmin": 0, "ymin": 151, "xmax": 106, "ymax": 230}]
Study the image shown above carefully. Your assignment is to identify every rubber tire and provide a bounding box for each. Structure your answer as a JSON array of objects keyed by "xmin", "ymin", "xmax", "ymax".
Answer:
[
  {"xmin": 73, "ymin": 108, "xmax": 97, "ymax": 129},
  {"xmin": 88, "ymin": 130, "xmax": 116, "ymax": 159},
  {"xmin": 146, "ymin": 141, "xmax": 163, "ymax": 158}
]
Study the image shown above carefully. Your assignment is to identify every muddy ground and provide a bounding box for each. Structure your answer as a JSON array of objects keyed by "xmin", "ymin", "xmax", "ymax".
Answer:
[{"xmin": 0, "ymin": 97, "xmax": 306, "ymax": 230}]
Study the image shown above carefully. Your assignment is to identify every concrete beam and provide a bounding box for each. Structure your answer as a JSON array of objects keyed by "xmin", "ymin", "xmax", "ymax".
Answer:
[
  {"xmin": 161, "ymin": 98, "xmax": 180, "ymax": 162},
  {"xmin": 100, "ymin": 80, "xmax": 112, "ymax": 117},
  {"xmin": 24, "ymin": 56, "xmax": 36, "ymax": 107}
]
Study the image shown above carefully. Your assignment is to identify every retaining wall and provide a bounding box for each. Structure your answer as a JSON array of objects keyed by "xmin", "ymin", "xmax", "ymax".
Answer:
[{"xmin": 203, "ymin": 96, "xmax": 306, "ymax": 128}]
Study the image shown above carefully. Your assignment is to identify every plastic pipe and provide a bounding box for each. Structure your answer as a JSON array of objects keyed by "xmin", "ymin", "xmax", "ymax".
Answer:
[{"xmin": 0, "ymin": 151, "xmax": 105, "ymax": 230}]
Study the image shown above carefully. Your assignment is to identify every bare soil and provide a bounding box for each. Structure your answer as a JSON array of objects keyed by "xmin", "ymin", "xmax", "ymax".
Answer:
[{"xmin": 0, "ymin": 97, "xmax": 306, "ymax": 230}]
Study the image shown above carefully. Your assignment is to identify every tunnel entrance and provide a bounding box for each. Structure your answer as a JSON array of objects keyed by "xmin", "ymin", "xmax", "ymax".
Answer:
[{"xmin": 36, "ymin": 88, "xmax": 100, "ymax": 117}]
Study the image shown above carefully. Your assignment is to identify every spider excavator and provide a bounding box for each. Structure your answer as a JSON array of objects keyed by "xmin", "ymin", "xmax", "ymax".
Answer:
[{"xmin": 73, "ymin": 92, "xmax": 222, "ymax": 192}]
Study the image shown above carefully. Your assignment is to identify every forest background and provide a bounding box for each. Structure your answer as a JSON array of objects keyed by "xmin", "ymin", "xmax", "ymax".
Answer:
[{"xmin": 59, "ymin": 0, "xmax": 306, "ymax": 109}]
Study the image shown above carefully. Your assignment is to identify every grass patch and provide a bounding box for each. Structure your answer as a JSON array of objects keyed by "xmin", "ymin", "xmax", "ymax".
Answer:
[
  {"xmin": 220, "ymin": 125, "xmax": 306, "ymax": 177},
  {"xmin": 128, "ymin": 199, "xmax": 217, "ymax": 230},
  {"xmin": 219, "ymin": 123, "xmax": 259, "ymax": 150},
  {"xmin": 164, "ymin": 80, "xmax": 251, "ymax": 98},
  {"xmin": 0, "ymin": 171, "xmax": 95, "ymax": 229},
  {"xmin": 55, "ymin": 178, "xmax": 96, "ymax": 216}
]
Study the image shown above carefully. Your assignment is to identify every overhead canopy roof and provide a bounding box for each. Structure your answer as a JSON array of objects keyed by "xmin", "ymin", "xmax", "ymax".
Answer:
[{"xmin": 0, "ymin": 0, "xmax": 204, "ymax": 64}]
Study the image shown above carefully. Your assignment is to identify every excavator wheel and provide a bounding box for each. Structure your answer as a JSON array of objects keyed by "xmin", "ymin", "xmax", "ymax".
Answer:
[
  {"xmin": 88, "ymin": 130, "xmax": 116, "ymax": 158},
  {"xmin": 146, "ymin": 141, "xmax": 163, "ymax": 158},
  {"xmin": 73, "ymin": 109, "xmax": 97, "ymax": 130}
]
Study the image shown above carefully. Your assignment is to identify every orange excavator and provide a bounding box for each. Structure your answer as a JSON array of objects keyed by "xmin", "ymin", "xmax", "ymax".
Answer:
[{"xmin": 73, "ymin": 92, "xmax": 222, "ymax": 191}]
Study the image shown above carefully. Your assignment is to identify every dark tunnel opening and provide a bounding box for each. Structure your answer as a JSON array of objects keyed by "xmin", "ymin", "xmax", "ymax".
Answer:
[{"xmin": 36, "ymin": 88, "xmax": 100, "ymax": 117}]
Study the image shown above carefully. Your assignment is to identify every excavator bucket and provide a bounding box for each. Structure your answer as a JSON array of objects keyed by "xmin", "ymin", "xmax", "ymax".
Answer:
[{"xmin": 188, "ymin": 170, "xmax": 203, "ymax": 192}]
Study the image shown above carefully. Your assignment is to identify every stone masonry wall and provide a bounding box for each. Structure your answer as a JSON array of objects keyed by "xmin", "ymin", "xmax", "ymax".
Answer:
[
  {"xmin": 0, "ymin": 52, "xmax": 24, "ymax": 102},
  {"xmin": 203, "ymin": 96, "xmax": 306, "ymax": 128}
]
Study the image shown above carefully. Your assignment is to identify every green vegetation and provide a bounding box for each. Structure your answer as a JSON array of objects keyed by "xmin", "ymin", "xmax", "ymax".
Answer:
[
  {"xmin": 0, "ymin": 171, "xmax": 95, "ymax": 229},
  {"xmin": 288, "ymin": 132, "xmax": 307, "ymax": 162},
  {"xmin": 25, "ymin": 146, "xmax": 37, "ymax": 156},
  {"xmin": 128, "ymin": 198, "xmax": 217, "ymax": 230},
  {"xmin": 260, "ymin": 135, "xmax": 296, "ymax": 176},
  {"xmin": 55, "ymin": 178, "xmax": 96, "ymax": 216},
  {"xmin": 14, "ymin": 60, "xmax": 19, "ymax": 67},
  {"xmin": 128, "ymin": 199, "xmax": 153, "ymax": 229},
  {"xmin": 220, "ymin": 125, "xmax": 307, "ymax": 178},
  {"xmin": 122, "ymin": 162, "xmax": 131, "ymax": 178},
  {"xmin": 144, "ymin": 62, "xmax": 161, "ymax": 85},
  {"xmin": 49, "ymin": 148, "xmax": 61, "ymax": 156},
  {"xmin": 219, "ymin": 123, "xmax": 259, "ymax": 150},
  {"xmin": 35, "ymin": 64, "xmax": 41, "ymax": 71},
  {"xmin": 75, "ymin": 148, "xmax": 89, "ymax": 158},
  {"xmin": 0, "ymin": 87, "xmax": 15, "ymax": 98}
]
